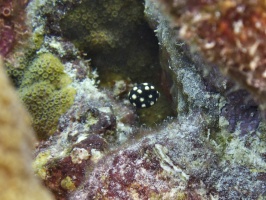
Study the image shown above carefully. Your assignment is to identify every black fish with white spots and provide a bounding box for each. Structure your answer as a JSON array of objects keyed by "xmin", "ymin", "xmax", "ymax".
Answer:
[{"xmin": 128, "ymin": 83, "xmax": 160, "ymax": 108}]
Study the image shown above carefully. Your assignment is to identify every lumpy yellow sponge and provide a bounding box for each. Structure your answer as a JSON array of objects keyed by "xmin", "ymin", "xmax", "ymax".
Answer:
[
  {"xmin": 0, "ymin": 57, "xmax": 54, "ymax": 200},
  {"xmin": 19, "ymin": 53, "xmax": 76, "ymax": 139}
]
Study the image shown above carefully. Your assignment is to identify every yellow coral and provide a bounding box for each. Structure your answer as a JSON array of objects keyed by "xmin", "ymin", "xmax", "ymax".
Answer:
[
  {"xmin": 21, "ymin": 53, "xmax": 71, "ymax": 88},
  {"xmin": 60, "ymin": 0, "xmax": 143, "ymax": 51},
  {"xmin": 0, "ymin": 57, "xmax": 54, "ymax": 200},
  {"xmin": 19, "ymin": 53, "xmax": 76, "ymax": 139}
]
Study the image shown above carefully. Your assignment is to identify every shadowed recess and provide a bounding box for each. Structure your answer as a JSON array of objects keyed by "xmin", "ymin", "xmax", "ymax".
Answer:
[{"xmin": 60, "ymin": 0, "xmax": 176, "ymax": 126}]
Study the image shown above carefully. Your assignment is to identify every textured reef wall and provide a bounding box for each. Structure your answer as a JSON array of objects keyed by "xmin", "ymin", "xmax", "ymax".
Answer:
[
  {"xmin": 155, "ymin": 0, "xmax": 266, "ymax": 112},
  {"xmin": 1, "ymin": 0, "xmax": 266, "ymax": 199},
  {"xmin": 144, "ymin": 1, "xmax": 266, "ymax": 199},
  {"xmin": 0, "ymin": 0, "xmax": 29, "ymax": 56}
]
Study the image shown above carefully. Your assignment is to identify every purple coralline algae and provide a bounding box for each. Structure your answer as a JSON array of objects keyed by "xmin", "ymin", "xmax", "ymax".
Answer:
[{"xmin": 0, "ymin": 0, "xmax": 29, "ymax": 57}]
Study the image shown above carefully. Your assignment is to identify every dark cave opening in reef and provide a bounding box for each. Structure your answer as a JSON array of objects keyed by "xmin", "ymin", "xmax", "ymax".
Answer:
[{"xmin": 60, "ymin": 0, "xmax": 176, "ymax": 126}]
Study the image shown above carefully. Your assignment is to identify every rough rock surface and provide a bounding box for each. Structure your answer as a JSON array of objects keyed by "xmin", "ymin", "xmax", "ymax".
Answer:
[
  {"xmin": 0, "ymin": 0, "xmax": 29, "ymax": 56},
  {"xmin": 3, "ymin": 0, "xmax": 266, "ymax": 199},
  {"xmin": 156, "ymin": 0, "xmax": 266, "ymax": 112}
]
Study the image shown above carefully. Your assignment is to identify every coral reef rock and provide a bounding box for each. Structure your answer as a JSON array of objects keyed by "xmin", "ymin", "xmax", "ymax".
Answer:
[
  {"xmin": 4, "ymin": 0, "xmax": 266, "ymax": 199},
  {"xmin": 0, "ymin": 0, "xmax": 30, "ymax": 57},
  {"xmin": 0, "ymin": 57, "xmax": 54, "ymax": 200},
  {"xmin": 18, "ymin": 53, "xmax": 76, "ymax": 140},
  {"xmin": 156, "ymin": 0, "xmax": 266, "ymax": 111}
]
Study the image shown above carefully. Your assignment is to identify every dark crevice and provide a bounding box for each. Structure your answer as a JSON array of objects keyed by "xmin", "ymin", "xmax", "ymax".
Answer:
[{"xmin": 59, "ymin": 0, "xmax": 176, "ymax": 126}]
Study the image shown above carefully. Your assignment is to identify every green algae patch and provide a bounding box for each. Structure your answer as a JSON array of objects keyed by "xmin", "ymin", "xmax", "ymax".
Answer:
[
  {"xmin": 33, "ymin": 150, "xmax": 52, "ymax": 179},
  {"xmin": 32, "ymin": 31, "xmax": 44, "ymax": 50},
  {"xmin": 61, "ymin": 176, "xmax": 76, "ymax": 191},
  {"xmin": 149, "ymin": 191, "xmax": 187, "ymax": 200},
  {"xmin": 19, "ymin": 53, "xmax": 76, "ymax": 140}
]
